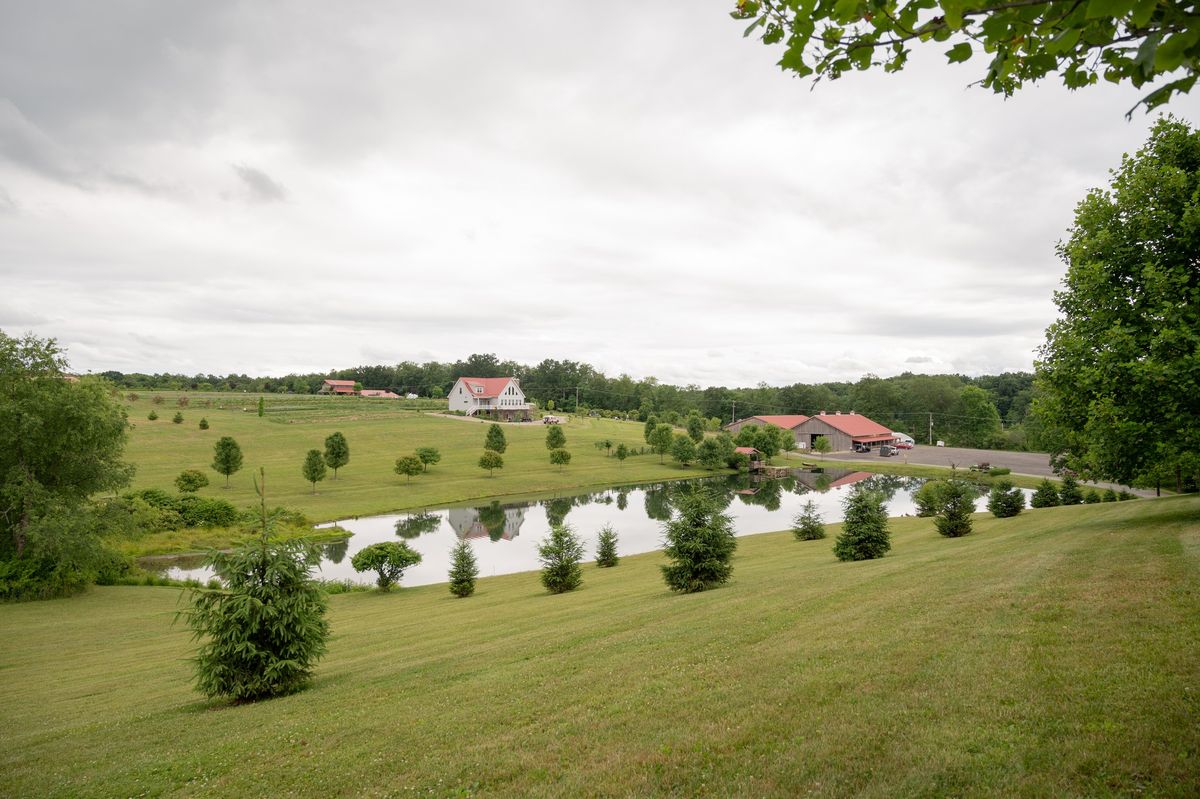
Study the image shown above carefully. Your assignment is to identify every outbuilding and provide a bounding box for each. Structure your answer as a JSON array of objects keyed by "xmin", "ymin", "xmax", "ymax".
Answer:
[{"xmin": 791, "ymin": 411, "xmax": 896, "ymax": 453}]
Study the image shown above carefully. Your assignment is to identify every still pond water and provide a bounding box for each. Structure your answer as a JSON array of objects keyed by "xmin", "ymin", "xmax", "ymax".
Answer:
[{"xmin": 148, "ymin": 469, "xmax": 1028, "ymax": 588}]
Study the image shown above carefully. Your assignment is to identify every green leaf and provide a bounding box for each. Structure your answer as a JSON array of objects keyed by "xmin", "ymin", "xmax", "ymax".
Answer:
[
  {"xmin": 942, "ymin": 0, "xmax": 964, "ymax": 29},
  {"xmin": 1085, "ymin": 0, "xmax": 1137, "ymax": 18},
  {"xmin": 834, "ymin": 0, "xmax": 859, "ymax": 21},
  {"xmin": 1047, "ymin": 27, "xmax": 1082, "ymax": 55},
  {"xmin": 1130, "ymin": 0, "xmax": 1157, "ymax": 27},
  {"xmin": 1154, "ymin": 30, "xmax": 1200, "ymax": 73},
  {"xmin": 946, "ymin": 42, "xmax": 973, "ymax": 62}
]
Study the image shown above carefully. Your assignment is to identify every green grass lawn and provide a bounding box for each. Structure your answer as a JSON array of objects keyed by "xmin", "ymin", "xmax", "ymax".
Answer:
[
  {"xmin": 2, "ymin": 496, "xmax": 1197, "ymax": 797},
  {"xmin": 122, "ymin": 392, "xmax": 696, "ymax": 523}
]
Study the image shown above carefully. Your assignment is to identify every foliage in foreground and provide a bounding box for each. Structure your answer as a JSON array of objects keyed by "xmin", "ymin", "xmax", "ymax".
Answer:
[
  {"xmin": 538, "ymin": 524, "xmax": 584, "ymax": 593},
  {"xmin": 179, "ymin": 531, "xmax": 329, "ymax": 701},
  {"xmin": 448, "ymin": 540, "xmax": 478, "ymax": 598},
  {"xmin": 661, "ymin": 491, "xmax": 737, "ymax": 593},
  {"xmin": 987, "ymin": 480, "xmax": 1025, "ymax": 518},
  {"xmin": 833, "ymin": 489, "xmax": 890, "ymax": 561},
  {"xmin": 1031, "ymin": 479, "xmax": 1062, "ymax": 509},
  {"xmin": 934, "ymin": 479, "xmax": 976, "ymax": 538},
  {"xmin": 351, "ymin": 541, "xmax": 422, "ymax": 591}
]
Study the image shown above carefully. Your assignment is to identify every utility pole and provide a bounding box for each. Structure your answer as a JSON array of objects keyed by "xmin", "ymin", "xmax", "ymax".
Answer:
[
  {"xmin": 928, "ymin": 412, "xmax": 933, "ymax": 446},
  {"xmin": 731, "ymin": 400, "xmax": 736, "ymax": 426},
  {"xmin": 575, "ymin": 386, "xmax": 580, "ymax": 412}
]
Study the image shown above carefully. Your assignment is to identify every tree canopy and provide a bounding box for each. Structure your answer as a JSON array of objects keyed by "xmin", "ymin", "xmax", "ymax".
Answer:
[
  {"xmin": 1034, "ymin": 117, "xmax": 1200, "ymax": 490},
  {"xmin": 732, "ymin": 0, "xmax": 1200, "ymax": 114}
]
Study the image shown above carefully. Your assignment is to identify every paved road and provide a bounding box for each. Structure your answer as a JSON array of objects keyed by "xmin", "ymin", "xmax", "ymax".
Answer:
[{"xmin": 820, "ymin": 445, "xmax": 1154, "ymax": 496}]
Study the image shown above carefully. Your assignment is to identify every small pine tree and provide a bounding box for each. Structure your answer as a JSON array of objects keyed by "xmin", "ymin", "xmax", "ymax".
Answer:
[
  {"xmin": 1102, "ymin": 488, "xmax": 1119, "ymax": 502},
  {"xmin": 986, "ymin": 479, "xmax": 1025, "ymax": 518},
  {"xmin": 595, "ymin": 525, "xmax": 619, "ymax": 567},
  {"xmin": 1031, "ymin": 479, "xmax": 1061, "ymax": 508},
  {"xmin": 198, "ymin": 417, "xmax": 209, "ymax": 430},
  {"xmin": 302, "ymin": 449, "xmax": 327, "ymax": 493},
  {"xmin": 172, "ymin": 411, "xmax": 184, "ymax": 424},
  {"xmin": 791, "ymin": 500, "xmax": 826, "ymax": 540},
  {"xmin": 257, "ymin": 397, "xmax": 264, "ymax": 418},
  {"xmin": 147, "ymin": 410, "xmax": 158, "ymax": 421},
  {"xmin": 833, "ymin": 489, "xmax": 890, "ymax": 561},
  {"xmin": 661, "ymin": 491, "xmax": 737, "ymax": 592},
  {"xmin": 485, "ymin": 423, "xmax": 507, "ymax": 454},
  {"xmin": 1118, "ymin": 490, "xmax": 1136, "ymax": 501},
  {"xmin": 935, "ymin": 479, "xmax": 975, "ymax": 537},
  {"xmin": 1058, "ymin": 474, "xmax": 1084, "ymax": 505},
  {"xmin": 351, "ymin": 542, "xmax": 422, "ymax": 591},
  {"xmin": 1084, "ymin": 489, "xmax": 1102, "ymax": 503},
  {"xmin": 448, "ymin": 540, "xmax": 478, "ymax": 597},
  {"xmin": 537, "ymin": 524, "xmax": 584, "ymax": 593}
]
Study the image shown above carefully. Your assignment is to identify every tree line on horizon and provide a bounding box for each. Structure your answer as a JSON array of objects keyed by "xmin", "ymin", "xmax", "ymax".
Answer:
[{"xmin": 97, "ymin": 361, "xmax": 1037, "ymax": 451}]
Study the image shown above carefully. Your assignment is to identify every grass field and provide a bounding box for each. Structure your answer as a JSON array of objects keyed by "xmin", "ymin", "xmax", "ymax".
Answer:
[
  {"xmin": 2, "ymin": 496, "xmax": 1197, "ymax": 797},
  {"xmin": 121, "ymin": 392, "xmax": 700, "ymax": 523}
]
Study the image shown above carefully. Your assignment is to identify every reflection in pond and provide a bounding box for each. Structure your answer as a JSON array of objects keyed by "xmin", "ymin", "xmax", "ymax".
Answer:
[{"xmin": 145, "ymin": 469, "xmax": 1034, "ymax": 590}]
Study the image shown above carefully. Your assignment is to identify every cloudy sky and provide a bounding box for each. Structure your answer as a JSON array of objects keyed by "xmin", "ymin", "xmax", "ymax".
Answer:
[{"xmin": 1, "ymin": 2, "xmax": 1196, "ymax": 386}]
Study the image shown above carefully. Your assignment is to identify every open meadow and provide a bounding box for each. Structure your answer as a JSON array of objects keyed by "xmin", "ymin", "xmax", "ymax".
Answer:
[
  {"xmin": 2, "ymin": 496, "xmax": 1197, "ymax": 797},
  {"xmin": 121, "ymin": 392, "xmax": 695, "ymax": 523}
]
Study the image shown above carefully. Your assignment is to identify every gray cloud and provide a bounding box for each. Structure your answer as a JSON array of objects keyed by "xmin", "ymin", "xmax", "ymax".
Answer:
[
  {"xmin": 231, "ymin": 164, "xmax": 286, "ymax": 203},
  {"xmin": 905, "ymin": 356, "xmax": 934, "ymax": 364},
  {"xmin": 0, "ymin": 185, "xmax": 15, "ymax": 214}
]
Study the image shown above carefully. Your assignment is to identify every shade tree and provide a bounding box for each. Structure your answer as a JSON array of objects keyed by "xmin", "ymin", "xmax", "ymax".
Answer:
[
  {"xmin": 323, "ymin": 432, "xmax": 350, "ymax": 479},
  {"xmin": 351, "ymin": 541, "xmax": 422, "ymax": 591}
]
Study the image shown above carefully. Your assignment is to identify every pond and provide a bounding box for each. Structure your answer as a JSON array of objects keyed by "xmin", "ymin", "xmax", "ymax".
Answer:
[{"xmin": 144, "ymin": 469, "xmax": 1030, "ymax": 588}]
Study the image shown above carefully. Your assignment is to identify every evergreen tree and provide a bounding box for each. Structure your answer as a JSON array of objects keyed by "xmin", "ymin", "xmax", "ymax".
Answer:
[
  {"xmin": 935, "ymin": 479, "xmax": 976, "ymax": 537},
  {"xmin": 595, "ymin": 524, "xmax": 619, "ymax": 567},
  {"xmin": 913, "ymin": 480, "xmax": 950, "ymax": 517},
  {"xmin": 485, "ymin": 423, "xmax": 507, "ymax": 454},
  {"xmin": 302, "ymin": 449, "xmax": 326, "ymax": 493},
  {"xmin": 791, "ymin": 500, "xmax": 826, "ymax": 540},
  {"xmin": 147, "ymin": 410, "xmax": 158, "ymax": 421},
  {"xmin": 1084, "ymin": 489, "xmax": 1102, "ymax": 504},
  {"xmin": 661, "ymin": 491, "xmax": 737, "ymax": 593},
  {"xmin": 448, "ymin": 539, "xmax": 478, "ymax": 597},
  {"xmin": 257, "ymin": 397, "xmax": 264, "ymax": 418},
  {"xmin": 833, "ymin": 489, "xmax": 890, "ymax": 561},
  {"xmin": 537, "ymin": 524, "xmax": 584, "ymax": 593},
  {"xmin": 199, "ymin": 417, "xmax": 209, "ymax": 430},
  {"xmin": 323, "ymin": 432, "xmax": 349, "ymax": 479},
  {"xmin": 1031, "ymin": 479, "xmax": 1062, "ymax": 508},
  {"xmin": 1058, "ymin": 474, "xmax": 1084, "ymax": 505},
  {"xmin": 986, "ymin": 480, "xmax": 1025, "ymax": 518},
  {"xmin": 211, "ymin": 436, "xmax": 243, "ymax": 487},
  {"xmin": 172, "ymin": 411, "xmax": 184, "ymax": 424}
]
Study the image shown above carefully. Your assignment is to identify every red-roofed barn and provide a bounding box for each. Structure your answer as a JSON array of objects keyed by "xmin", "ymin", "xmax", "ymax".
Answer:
[
  {"xmin": 792, "ymin": 411, "xmax": 896, "ymax": 453},
  {"xmin": 724, "ymin": 414, "xmax": 810, "ymax": 440},
  {"xmin": 319, "ymin": 379, "xmax": 357, "ymax": 395}
]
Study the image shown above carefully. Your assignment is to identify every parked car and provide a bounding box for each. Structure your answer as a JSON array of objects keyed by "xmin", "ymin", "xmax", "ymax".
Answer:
[
  {"xmin": 878, "ymin": 445, "xmax": 898, "ymax": 457},
  {"xmin": 894, "ymin": 440, "xmax": 914, "ymax": 449},
  {"xmin": 542, "ymin": 415, "xmax": 562, "ymax": 424},
  {"xmin": 853, "ymin": 443, "xmax": 872, "ymax": 453}
]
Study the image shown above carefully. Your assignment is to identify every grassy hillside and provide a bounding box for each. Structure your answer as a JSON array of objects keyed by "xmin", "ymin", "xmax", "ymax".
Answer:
[
  {"xmin": 122, "ymin": 392, "xmax": 696, "ymax": 522},
  {"xmin": 2, "ymin": 497, "xmax": 1197, "ymax": 797}
]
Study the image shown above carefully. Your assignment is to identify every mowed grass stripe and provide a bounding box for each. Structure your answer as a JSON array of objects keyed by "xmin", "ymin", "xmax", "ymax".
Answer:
[{"xmin": 1, "ymin": 497, "xmax": 1197, "ymax": 797}]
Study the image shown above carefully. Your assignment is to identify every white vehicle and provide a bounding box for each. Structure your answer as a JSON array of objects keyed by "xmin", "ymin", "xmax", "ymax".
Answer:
[
  {"xmin": 542, "ymin": 415, "xmax": 562, "ymax": 425},
  {"xmin": 891, "ymin": 432, "xmax": 915, "ymax": 447}
]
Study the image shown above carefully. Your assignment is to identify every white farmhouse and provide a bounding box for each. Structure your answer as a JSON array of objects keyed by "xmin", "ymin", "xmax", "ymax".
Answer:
[{"xmin": 448, "ymin": 376, "xmax": 531, "ymax": 421}]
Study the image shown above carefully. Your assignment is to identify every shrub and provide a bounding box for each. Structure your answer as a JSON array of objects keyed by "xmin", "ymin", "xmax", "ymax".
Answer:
[
  {"xmin": 1118, "ymin": 490, "xmax": 1136, "ymax": 501},
  {"xmin": 1084, "ymin": 489, "xmax": 1102, "ymax": 503},
  {"xmin": 913, "ymin": 480, "xmax": 950, "ymax": 517},
  {"xmin": 177, "ymin": 396, "xmax": 190, "ymax": 407},
  {"xmin": 833, "ymin": 489, "xmax": 890, "ymax": 561},
  {"xmin": 448, "ymin": 540, "xmax": 478, "ymax": 597},
  {"xmin": 1031, "ymin": 479, "xmax": 1061, "ymax": 508},
  {"xmin": 174, "ymin": 469, "xmax": 210, "ymax": 493},
  {"xmin": 350, "ymin": 541, "xmax": 422, "ymax": 591},
  {"xmin": 986, "ymin": 480, "xmax": 1025, "ymax": 518},
  {"xmin": 538, "ymin": 524, "xmax": 584, "ymax": 593},
  {"xmin": 1058, "ymin": 474, "xmax": 1084, "ymax": 505},
  {"xmin": 179, "ymin": 536, "xmax": 329, "ymax": 701},
  {"xmin": 152, "ymin": 395, "xmax": 164, "ymax": 405},
  {"xmin": 126, "ymin": 487, "xmax": 179, "ymax": 510},
  {"xmin": 176, "ymin": 496, "xmax": 241, "ymax": 528},
  {"xmin": 199, "ymin": 417, "xmax": 209, "ymax": 430},
  {"xmin": 935, "ymin": 479, "xmax": 976, "ymax": 537},
  {"xmin": 791, "ymin": 500, "xmax": 826, "ymax": 540},
  {"xmin": 595, "ymin": 525, "xmax": 619, "ymax": 567},
  {"xmin": 1102, "ymin": 488, "xmax": 1119, "ymax": 502},
  {"xmin": 172, "ymin": 411, "xmax": 184, "ymax": 424},
  {"xmin": 987, "ymin": 466, "xmax": 1011, "ymax": 476},
  {"xmin": 147, "ymin": 410, "xmax": 158, "ymax": 421},
  {"xmin": 661, "ymin": 491, "xmax": 737, "ymax": 592}
]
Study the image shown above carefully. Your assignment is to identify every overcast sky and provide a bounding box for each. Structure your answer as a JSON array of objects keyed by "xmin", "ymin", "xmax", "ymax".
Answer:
[{"xmin": 2, "ymin": 2, "xmax": 1196, "ymax": 386}]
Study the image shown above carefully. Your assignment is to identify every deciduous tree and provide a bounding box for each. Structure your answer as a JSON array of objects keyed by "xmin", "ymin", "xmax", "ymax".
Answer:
[
  {"xmin": 478, "ymin": 449, "xmax": 504, "ymax": 476},
  {"xmin": 549, "ymin": 448, "xmax": 572, "ymax": 471},
  {"xmin": 415, "ymin": 446, "xmax": 441, "ymax": 471},
  {"xmin": 485, "ymin": 423, "xmax": 508, "ymax": 454},
  {"xmin": 670, "ymin": 434, "xmax": 697, "ymax": 466},
  {"xmin": 211, "ymin": 437, "xmax": 243, "ymax": 487},
  {"xmin": 649, "ymin": 423, "xmax": 675, "ymax": 463},
  {"xmin": 394, "ymin": 455, "xmax": 423, "ymax": 482},
  {"xmin": 351, "ymin": 541, "xmax": 422, "ymax": 591},
  {"xmin": 302, "ymin": 449, "xmax": 327, "ymax": 493},
  {"xmin": 545, "ymin": 424, "xmax": 566, "ymax": 450},
  {"xmin": 323, "ymin": 432, "xmax": 349, "ymax": 479},
  {"xmin": 174, "ymin": 469, "xmax": 209, "ymax": 494}
]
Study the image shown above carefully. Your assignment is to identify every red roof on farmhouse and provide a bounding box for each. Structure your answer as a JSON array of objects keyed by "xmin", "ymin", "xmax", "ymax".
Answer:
[
  {"xmin": 459, "ymin": 377, "xmax": 516, "ymax": 399},
  {"xmin": 749, "ymin": 414, "xmax": 810, "ymax": 429},
  {"xmin": 813, "ymin": 412, "xmax": 892, "ymax": 437},
  {"xmin": 323, "ymin": 379, "xmax": 356, "ymax": 387}
]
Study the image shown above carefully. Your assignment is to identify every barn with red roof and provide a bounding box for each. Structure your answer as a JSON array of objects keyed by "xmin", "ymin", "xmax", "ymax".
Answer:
[
  {"xmin": 792, "ymin": 411, "xmax": 896, "ymax": 453},
  {"xmin": 724, "ymin": 414, "xmax": 810, "ymax": 438},
  {"xmin": 449, "ymin": 376, "xmax": 531, "ymax": 421},
  {"xmin": 318, "ymin": 379, "xmax": 357, "ymax": 395}
]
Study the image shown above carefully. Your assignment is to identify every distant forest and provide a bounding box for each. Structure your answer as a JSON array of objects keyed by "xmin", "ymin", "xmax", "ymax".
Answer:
[{"xmin": 100, "ymin": 354, "xmax": 1043, "ymax": 451}]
